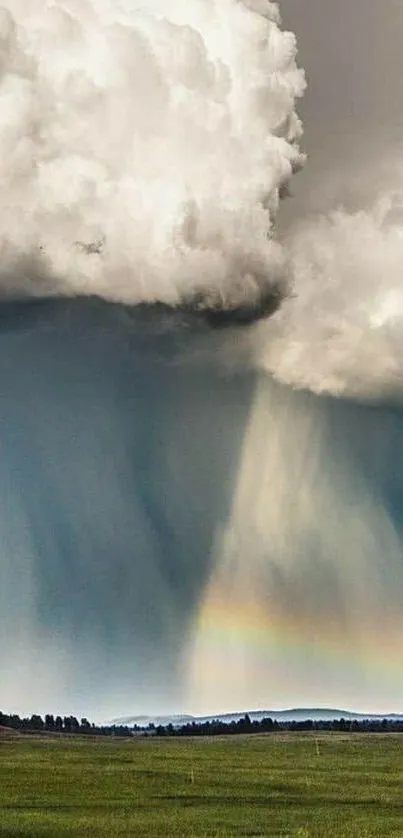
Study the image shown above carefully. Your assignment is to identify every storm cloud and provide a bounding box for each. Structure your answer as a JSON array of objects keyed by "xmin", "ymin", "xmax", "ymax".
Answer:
[{"xmin": 1, "ymin": 0, "xmax": 403, "ymax": 720}]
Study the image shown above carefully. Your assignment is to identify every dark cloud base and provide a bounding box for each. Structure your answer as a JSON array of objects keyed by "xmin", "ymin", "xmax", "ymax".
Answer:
[{"xmin": 0, "ymin": 283, "xmax": 284, "ymax": 339}]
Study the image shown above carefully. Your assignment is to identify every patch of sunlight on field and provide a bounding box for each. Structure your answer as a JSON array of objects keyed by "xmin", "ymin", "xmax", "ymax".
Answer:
[{"xmin": 1, "ymin": 734, "xmax": 403, "ymax": 836}]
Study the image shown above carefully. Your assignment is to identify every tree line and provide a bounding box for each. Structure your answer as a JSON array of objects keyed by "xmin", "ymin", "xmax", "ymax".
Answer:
[
  {"xmin": 2, "ymin": 710, "xmax": 403, "ymax": 738},
  {"xmin": 0, "ymin": 711, "xmax": 133, "ymax": 737},
  {"xmin": 153, "ymin": 715, "xmax": 403, "ymax": 737}
]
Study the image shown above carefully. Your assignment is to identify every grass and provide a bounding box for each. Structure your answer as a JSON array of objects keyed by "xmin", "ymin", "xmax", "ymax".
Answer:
[{"xmin": 1, "ymin": 732, "xmax": 403, "ymax": 836}]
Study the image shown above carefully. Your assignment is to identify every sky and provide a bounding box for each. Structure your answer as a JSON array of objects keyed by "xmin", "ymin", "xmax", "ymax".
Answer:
[
  {"xmin": 1, "ymin": 1, "xmax": 403, "ymax": 721},
  {"xmin": 280, "ymin": 0, "xmax": 403, "ymax": 223}
]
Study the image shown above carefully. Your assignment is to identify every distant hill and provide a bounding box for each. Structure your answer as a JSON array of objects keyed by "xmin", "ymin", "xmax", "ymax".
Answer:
[
  {"xmin": 111, "ymin": 714, "xmax": 195, "ymax": 729},
  {"xmin": 0, "ymin": 725, "xmax": 18, "ymax": 737},
  {"xmin": 109, "ymin": 708, "xmax": 403, "ymax": 728}
]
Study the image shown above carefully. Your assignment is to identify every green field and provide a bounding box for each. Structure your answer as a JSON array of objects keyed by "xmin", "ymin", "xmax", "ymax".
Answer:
[{"xmin": 1, "ymin": 732, "xmax": 403, "ymax": 837}]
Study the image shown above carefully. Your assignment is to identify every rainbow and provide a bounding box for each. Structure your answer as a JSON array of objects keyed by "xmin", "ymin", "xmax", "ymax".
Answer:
[{"xmin": 187, "ymin": 587, "xmax": 403, "ymax": 716}]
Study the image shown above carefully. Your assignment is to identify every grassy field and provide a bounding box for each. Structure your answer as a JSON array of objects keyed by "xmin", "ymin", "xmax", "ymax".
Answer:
[{"xmin": 1, "ymin": 732, "xmax": 403, "ymax": 837}]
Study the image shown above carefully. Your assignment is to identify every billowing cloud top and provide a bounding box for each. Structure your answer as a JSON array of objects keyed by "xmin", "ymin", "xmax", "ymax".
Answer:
[
  {"xmin": 260, "ymin": 187, "xmax": 403, "ymax": 397},
  {"xmin": 0, "ymin": 0, "xmax": 304, "ymax": 309}
]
